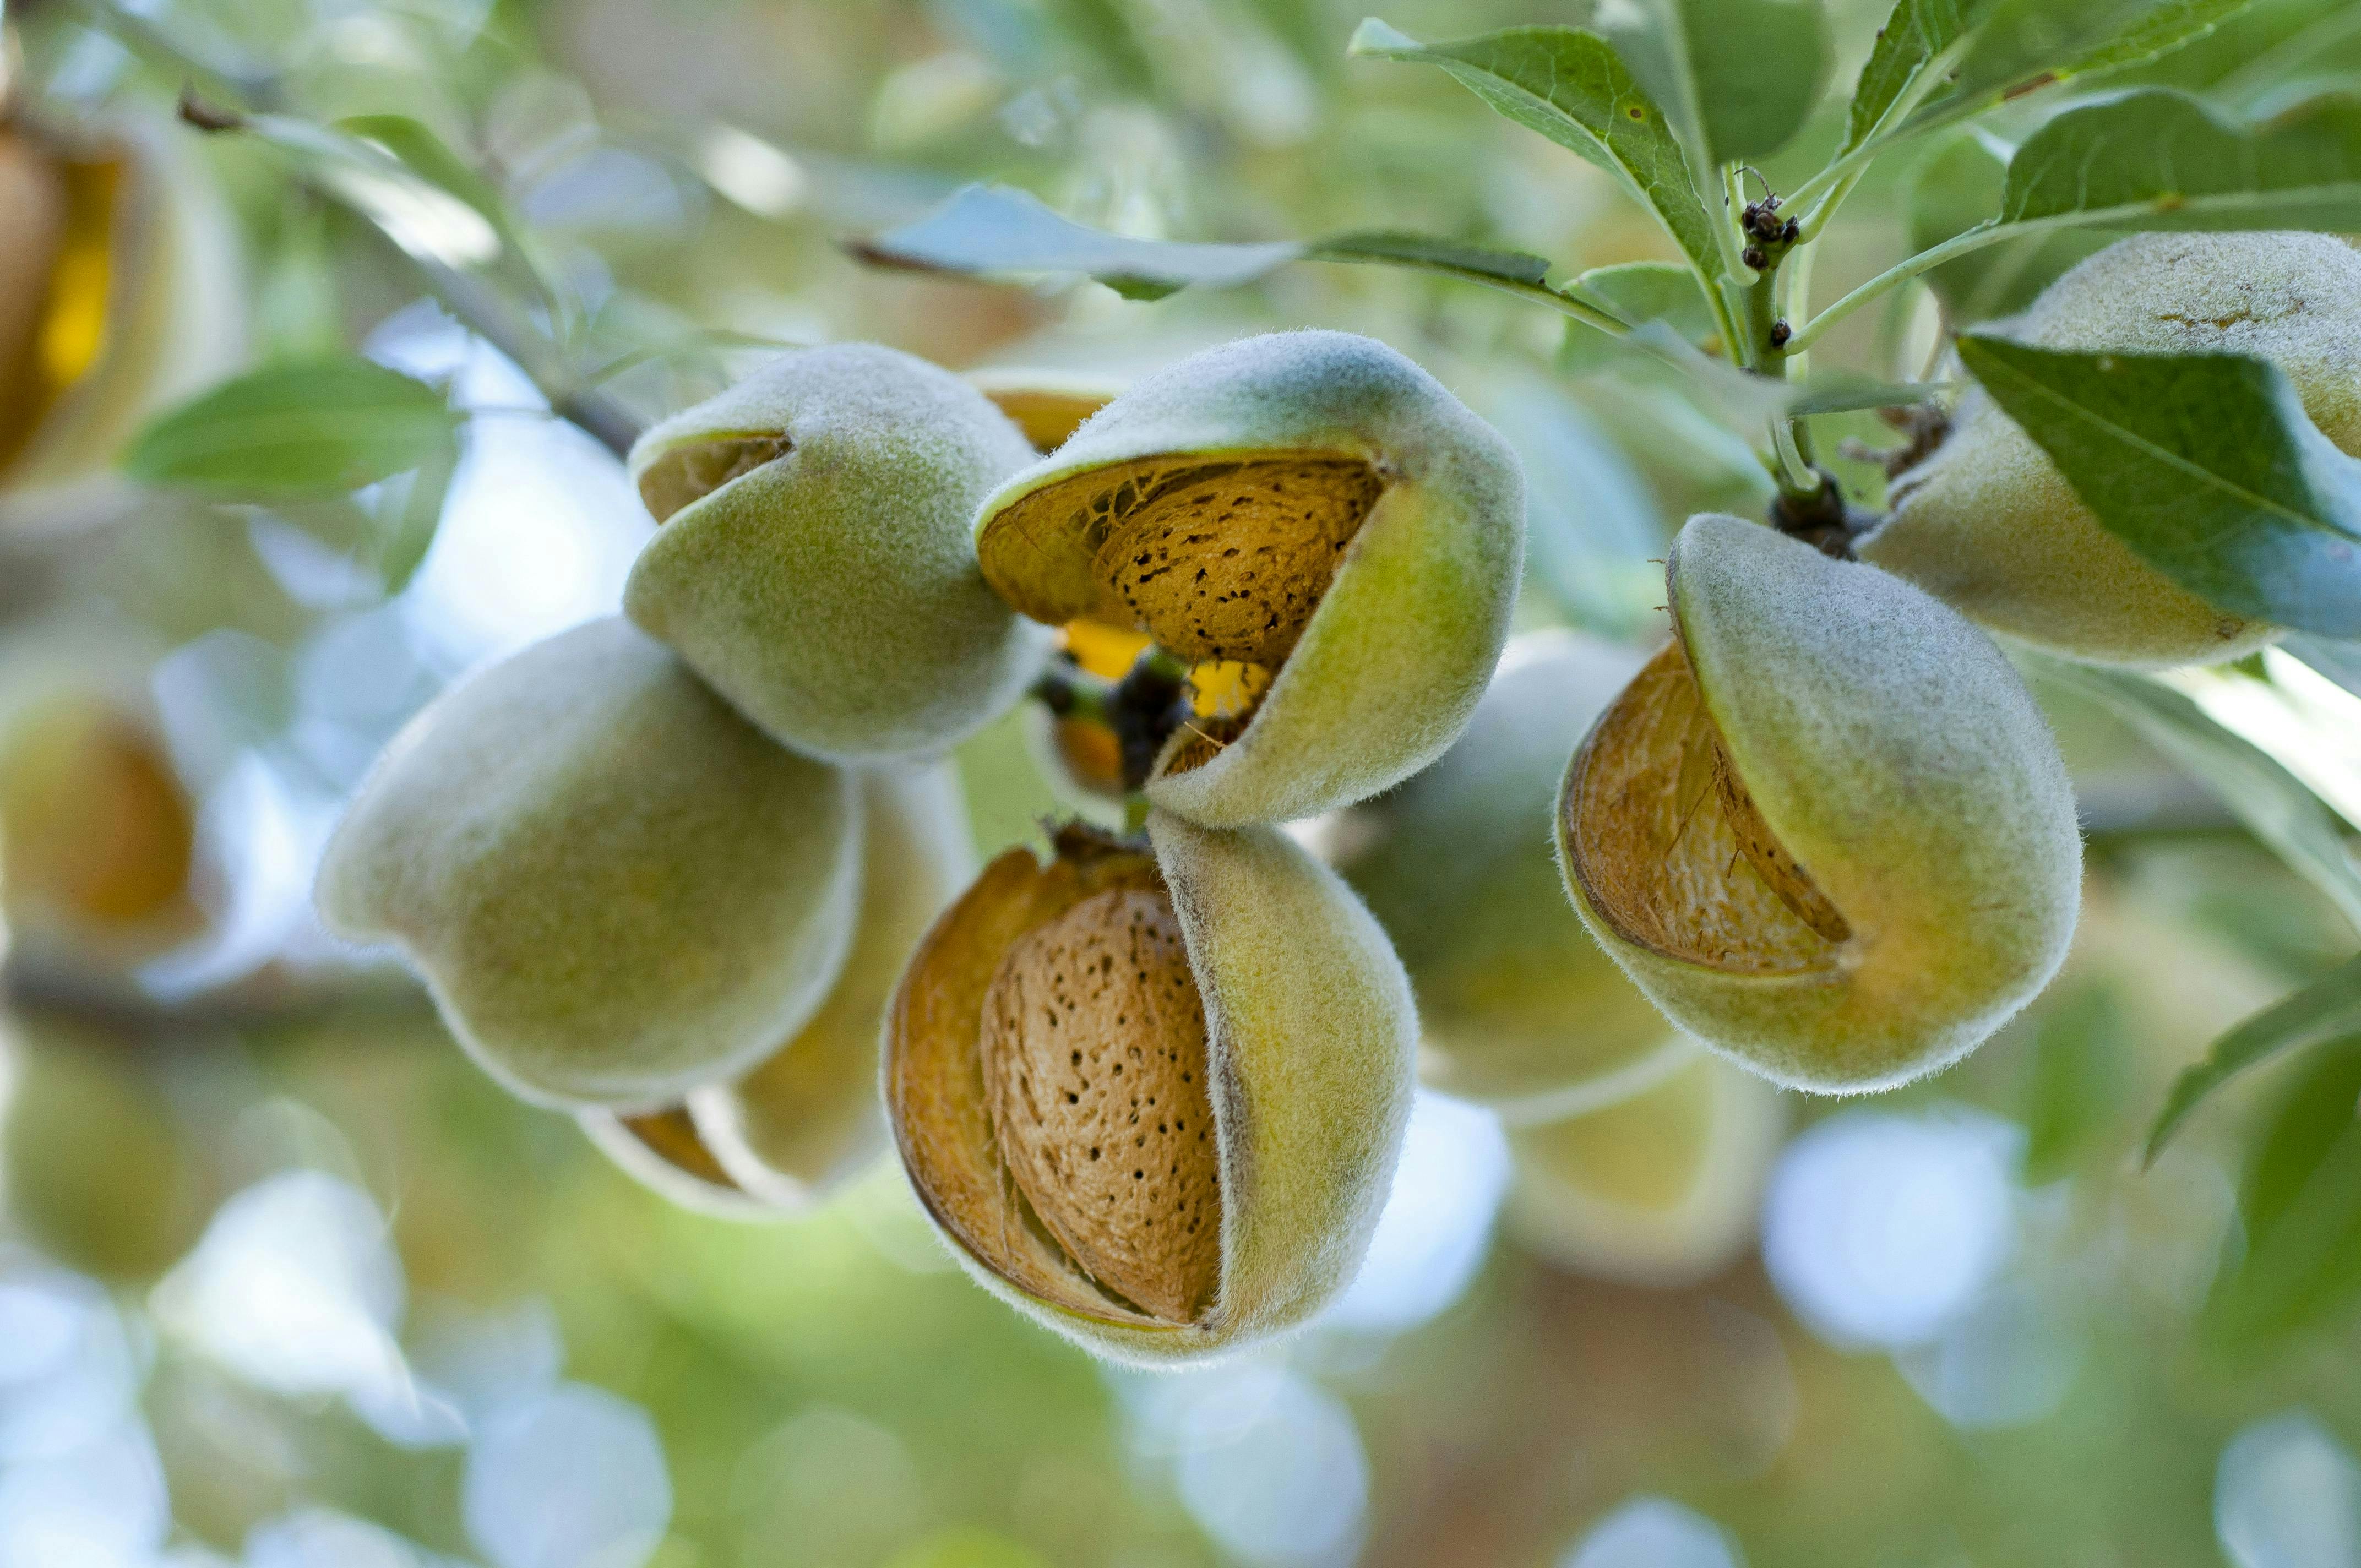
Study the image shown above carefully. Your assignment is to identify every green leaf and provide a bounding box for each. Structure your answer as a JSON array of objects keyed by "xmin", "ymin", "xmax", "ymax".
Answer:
[
  {"xmin": 371, "ymin": 443, "xmax": 459, "ymax": 593},
  {"xmin": 1781, "ymin": 371, "xmax": 1953, "ymax": 416},
  {"xmin": 2146, "ymin": 962, "xmax": 2361, "ymax": 1164},
  {"xmin": 851, "ymin": 185, "xmax": 1555, "ymax": 300},
  {"xmin": 1467, "ymin": 368, "xmax": 1668, "ymax": 638},
  {"xmin": 1558, "ymin": 260, "xmax": 1724, "ymax": 370},
  {"xmin": 2021, "ymin": 985, "xmax": 2130, "ymax": 1184},
  {"xmin": 330, "ymin": 115, "xmax": 567, "ymax": 322},
  {"xmin": 1957, "ymin": 333, "xmax": 2361, "ymax": 638},
  {"xmin": 2285, "ymin": 635, "xmax": 2361, "ymax": 700},
  {"xmin": 2001, "ymin": 89, "xmax": 2361, "ymax": 230},
  {"xmin": 1348, "ymin": 20, "xmax": 1722, "ymax": 285},
  {"xmin": 1907, "ymin": 0, "xmax": 2260, "ymax": 133},
  {"xmin": 1305, "ymin": 232, "xmax": 1553, "ymax": 287},
  {"xmin": 240, "ymin": 116, "xmax": 508, "ymax": 284},
  {"xmin": 1845, "ymin": 0, "xmax": 1980, "ymax": 155},
  {"xmin": 2037, "ymin": 661, "xmax": 2361, "ymax": 937},
  {"xmin": 123, "ymin": 358, "xmax": 460, "ymax": 501},
  {"xmin": 851, "ymin": 184, "xmax": 1299, "ymax": 292},
  {"xmin": 2042, "ymin": 658, "xmax": 2361, "ymax": 901},
  {"xmin": 1905, "ymin": 132, "xmax": 2106, "ymax": 321},
  {"xmin": 2203, "ymin": 1035, "xmax": 2361, "ymax": 1349},
  {"xmin": 1664, "ymin": 0, "xmax": 1832, "ymax": 162}
]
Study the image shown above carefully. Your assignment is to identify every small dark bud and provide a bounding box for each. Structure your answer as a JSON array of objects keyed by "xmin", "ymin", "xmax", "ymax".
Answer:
[
  {"xmin": 1742, "ymin": 246, "xmax": 1768, "ymax": 271},
  {"xmin": 1782, "ymin": 217, "xmax": 1800, "ymax": 243},
  {"xmin": 1769, "ymin": 320, "xmax": 1793, "ymax": 350}
]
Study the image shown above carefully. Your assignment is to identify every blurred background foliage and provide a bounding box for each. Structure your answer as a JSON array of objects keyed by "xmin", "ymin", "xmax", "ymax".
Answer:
[{"xmin": 6, "ymin": 0, "xmax": 2361, "ymax": 1565}]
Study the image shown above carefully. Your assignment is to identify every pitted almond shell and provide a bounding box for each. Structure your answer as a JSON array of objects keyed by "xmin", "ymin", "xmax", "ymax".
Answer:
[
  {"xmin": 688, "ymin": 763, "xmax": 976, "ymax": 1208},
  {"xmin": 624, "ymin": 342, "xmax": 1049, "ymax": 762},
  {"xmin": 578, "ymin": 1108, "xmax": 786, "ymax": 1223},
  {"xmin": 971, "ymin": 330, "xmax": 1524, "ymax": 827},
  {"xmin": 1503, "ymin": 1044, "xmax": 1787, "ymax": 1287},
  {"xmin": 885, "ymin": 810, "xmax": 1416, "ymax": 1364},
  {"xmin": 981, "ymin": 885, "xmax": 1223, "ymax": 1322},
  {"xmin": 316, "ymin": 617, "xmax": 864, "ymax": 1110},
  {"xmin": 1332, "ymin": 630, "xmax": 1684, "ymax": 1123},
  {"xmin": 1862, "ymin": 233, "xmax": 2361, "ymax": 668},
  {"xmin": 1558, "ymin": 515, "xmax": 2081, "ymax": 1093},
  {"xmin": 3, "ymin": 115, "xmax": 246, "ymax": 526}
]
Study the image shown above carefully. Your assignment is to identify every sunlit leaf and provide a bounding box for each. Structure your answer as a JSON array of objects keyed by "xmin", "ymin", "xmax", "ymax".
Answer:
[
  {"xmin": 1957, "ymin": 334, "xmax": 2361, "ymax": 638},
  {"xmin": 330, "ymin": 113, "xmax": 560, "ymax": 315},
  {"xmin": 2001, "ymin": 89, "xmax": 2361, "ymax": 230},
  {"xmin": 242, "ymin": 115, "xmax": 502, "ymax": 271},
  {"xmin": 1348, "ymin": 20, "xmax": 1722, "ymax": 285},
  {"xmin": 2203, "ymin": 1035, "xmax": 2361, "ymax": 1349},
  {"xmin": 2036, "ymin": 661, "xmax": 2361, "ymax": 936},
  {"xmin": 2285, "ymin": 635, "xmax": 2361, "ymax": 700},
  {"xmin": 124, "ymin": 358, "xmax": 460, "ymax": 501}
]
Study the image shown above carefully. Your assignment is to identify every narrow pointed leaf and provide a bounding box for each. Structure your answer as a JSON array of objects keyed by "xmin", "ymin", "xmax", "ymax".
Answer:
[
  {"xmin": 2145, "ymin": 961, "xmax": 2361, "ymax": 1164},
  {"xmin": 1305, "ymin": 231, "xmax": 1553, "ymax": 287},
  {"xmin": 1348, "ymin": 20, "xmax": 1721, "ymax": 284},
  {"xmin": 1906, "ymin": 132, "xmax": 2106, "ymax": 320},
  {"xmin": 2036, "ymin": 661, "xmax": 2361, "ymax": 939},
  {"xmin": 1558, "ymin": 261, "xmax": 1724, "ymax": 370},
  {"xmin": 1669, "ymin": 0, "xmax": 1832, "ymax": 162},
  {"xmin": 1906, "ymin": 0, "xmax": 2259, "ymax": 133},
  {"xmin": 850, "ymin": 184, "xmax": 1299, "ymax": 291},
  {"xmin": 2284, "ymin": 635, "xmax": 2361, "ymax": 699},
  {"xmin": 2201, "ymin": 1037, "xmax": 2361, "ymax": 1350},
  {"xmin": 2000, "ymin": 88, "xmax": 2361, "ymax": 230},
  {"xmin": 851, "ymin": 184, "xmax": 1554, "ymax": 298},
  {"xmin": 1845, "ymin": 0, "xmax": 1982, "ymax": 154},
  {"xmin": 124, "ymin": 358, "xmax": 459, "ymax": 500}
]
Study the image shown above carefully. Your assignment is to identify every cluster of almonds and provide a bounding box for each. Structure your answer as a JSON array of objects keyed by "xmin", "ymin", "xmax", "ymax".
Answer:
[
  {"xmin": 320, "ymin": 331, "xmax": 1524, "ymax": 1360},
  {"xmin": 315, "ymin": 228, "xmax": 2361, "ymax": 1364}
]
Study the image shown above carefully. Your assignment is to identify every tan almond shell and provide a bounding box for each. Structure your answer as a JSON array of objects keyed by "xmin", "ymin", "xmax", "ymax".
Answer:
[
  {"xmin": 1863, "ymin": 233, "xmax": 2361, "ymax": 668},
  {"xmin": 688, "ymin": 763, "xmax": 975, "ymax": 1207},
  {"xmin": 965, "ymin": 367, "xmax": 1122, "ymax": 453},
  {"xmin": 970, "ymin": 330, "xmax": 1524, "ymax": 827},
  {"xmin": 1503, "ymin": 1044, "xmax": 1787, "ymax": 1288},
  {"xmin": 885, "ymin": 811, "xmax": 1417, "ymax": 1364},
  {"xmin": 624, "ymin": 343, "xmax": 1050, "ymax": 762},
  {"xmin": 1334, "ymin": 629, "xmax": 1686, "ymax": 1123},
  {"xmin": 3, "ymin": 115, "xmax": 247, "ymax": 532},
  {"xmin": 315, "ymin": 617, "xmax": 864, "ymax": 1110},
  {"xmin": 578, "ymin": 1108, "xmax": 787, "ymax": 1223},
  {"xmin": 1558, "ymin": 516, "xmax": 2082, "ymax": 1093},
  {"xmin": 980, "ymin": 885, "xmax": 1223, "ymax": 1322}
]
